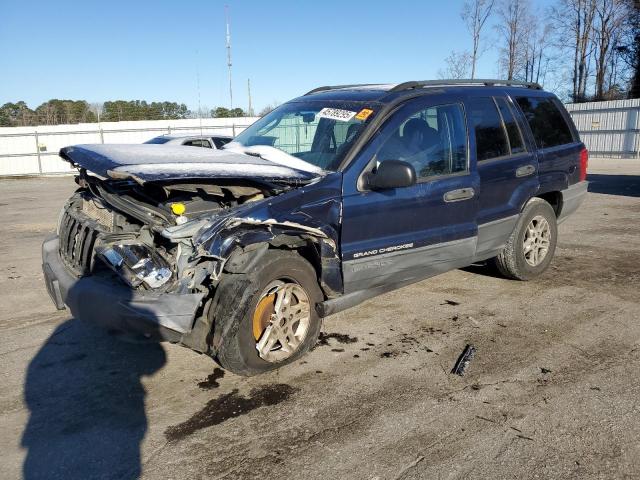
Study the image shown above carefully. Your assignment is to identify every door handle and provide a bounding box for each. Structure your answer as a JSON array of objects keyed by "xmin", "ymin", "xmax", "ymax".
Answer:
[
  {"xmin": 444, "ymin": 188, "xmax": 475, "ymax": 202},
  {"xmin": 516, "ymin": 164, "xmax": 536, "ymax": 177}
]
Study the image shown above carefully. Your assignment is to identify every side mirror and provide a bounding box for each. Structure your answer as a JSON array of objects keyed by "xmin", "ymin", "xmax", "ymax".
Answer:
[{"xmin": 367, "ymin": 160, "xmax": 417, "ymax": 190}]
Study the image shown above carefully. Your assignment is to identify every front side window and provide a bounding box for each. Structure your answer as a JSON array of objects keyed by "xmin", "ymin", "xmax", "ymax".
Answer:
[
  {"xmin": 467, "ymin": 97, "xmax": 510, "ymax": 161},
  {"xmin": 516, "ymin": 96, "xmax": 574, "ymax": 148},
  {"xmin": 376, "ymin": 103, "xmax": 467, "ymax": 179},
  {"xmin": 228, "ymin": 101, "xmax": 377, "ymax": 171}
]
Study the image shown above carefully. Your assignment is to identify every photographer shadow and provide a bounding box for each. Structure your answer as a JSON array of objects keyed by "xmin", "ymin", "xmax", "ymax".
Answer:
[{"xmin": 21, "ymin": 283, "xmax": 166, "ymax": 480}]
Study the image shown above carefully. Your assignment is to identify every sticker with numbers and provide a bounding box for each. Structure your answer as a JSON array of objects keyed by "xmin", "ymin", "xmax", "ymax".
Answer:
[{"xmin": 317, "ymin": 108, "xmax": 357, "ymax": 122}]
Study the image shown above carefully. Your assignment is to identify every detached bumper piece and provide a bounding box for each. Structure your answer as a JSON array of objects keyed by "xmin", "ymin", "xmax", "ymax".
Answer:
[
  {"xmin": 558, "ymin": 181, "xmax": 588, "ymax": 223},
  {"xmin": 42, "ymin": 235, "xmax": 205, "ymax": 342}
]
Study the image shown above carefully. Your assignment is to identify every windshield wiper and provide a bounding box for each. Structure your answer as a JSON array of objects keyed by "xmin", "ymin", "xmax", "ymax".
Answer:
[{"xmin": 225, "ymin": 144, "xmax": 324, "ymax": 175}]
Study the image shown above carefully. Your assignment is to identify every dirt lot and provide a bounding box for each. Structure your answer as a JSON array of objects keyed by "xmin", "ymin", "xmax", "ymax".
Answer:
[{"xmin": 1, "ymin": 158, "xmax": 639, "ymax": 480}]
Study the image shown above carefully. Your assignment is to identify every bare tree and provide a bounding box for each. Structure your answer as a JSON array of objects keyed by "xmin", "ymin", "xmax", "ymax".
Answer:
[
  {"xmin": 495, "ymin": 0, "xmax": 531, "ymax": 80},
  {"xmin": 89, "ymin": 102, "xmax": 104, "ymax": 123},
  {"xmin": 522, "ymin": 20, "xmax": 555, "ymax": 84},
  {"xmin": 551, "ymin": 0, "xmax": 598, "ymax": 101},
  {"xmin": 438, "ymin": 51, "xmax": 474, "ymax": 79},
  {"xmin": 461, "ymin": 0, "xmax": 495, "ymax": 79},
  {"xmin": 258, "ymin": 102, "xmax": 279, "ymax": 117},
  {"xmin": 592, "ymin": 0, "xmax": 629, "ymax": 99}
]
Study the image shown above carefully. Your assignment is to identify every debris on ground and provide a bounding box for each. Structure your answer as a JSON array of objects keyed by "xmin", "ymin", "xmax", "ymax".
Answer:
[
  {"xmin": 451, "ymin": 344, "xmax": 476, "ymax": 376},
  {"xmin": 316, "ymin": 332, "xmax": 358, "ymax": 346},
  {"xmin": 442, "ymin": 299, "xmax": 460, "ymax": 306},
  {"xmin": 540, "ymin": 367, "xmax": 552, "ymax": 374},
  {"xmin": 197, "ymin": 368, "xmax": 225, "ymax": 390}
]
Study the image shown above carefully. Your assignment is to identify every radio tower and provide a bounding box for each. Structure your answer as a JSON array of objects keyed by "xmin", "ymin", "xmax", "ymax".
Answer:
[{"xmin": 225, "ymin": 5, "xmax": 233, "ymax": 109}]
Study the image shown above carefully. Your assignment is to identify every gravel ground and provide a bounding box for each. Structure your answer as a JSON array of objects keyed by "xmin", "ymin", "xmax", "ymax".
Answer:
[{"xmin": 1, "ymin": 157, "xmax": 639, "ymax": 480}]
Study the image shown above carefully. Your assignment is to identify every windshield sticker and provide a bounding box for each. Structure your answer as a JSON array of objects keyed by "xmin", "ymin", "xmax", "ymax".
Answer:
[
  {"xmin": 355, "ymin": 108, "xmax": 374, "ymax": 121},
  {"xmin": 317, "ymin": 108, "xmax": 357, "ymax": 122}
]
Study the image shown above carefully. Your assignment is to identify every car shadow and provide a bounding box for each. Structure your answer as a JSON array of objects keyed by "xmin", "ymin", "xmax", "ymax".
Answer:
[
  {"xmin": 460, "ymin": 262, "xmax": 504, "ymax": 279},
  {"xmin": 587, "ymin": 173, "xmax": 640, "ymax": 198},
  {"xmin": 21, "ymin": 282, "xmax": 166, "ymax": 480}
]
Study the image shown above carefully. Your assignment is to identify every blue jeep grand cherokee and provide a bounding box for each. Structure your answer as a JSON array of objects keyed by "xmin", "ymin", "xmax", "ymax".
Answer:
[{"xmin": 42, "ymin": 80, "xmax": 588, "ymax": 375}]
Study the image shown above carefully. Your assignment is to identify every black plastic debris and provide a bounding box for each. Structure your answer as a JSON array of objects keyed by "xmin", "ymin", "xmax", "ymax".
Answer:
[
  {"xmin": 442, "ymin": 299, "xmax": 460, "ymax": 306},
  {"xmin": 540, "ymin": 367, "xmax": 552, "ymax": 374},
  {"xmin": 451, "ymin": 344, "xmax": 476, "ymax": 376}
]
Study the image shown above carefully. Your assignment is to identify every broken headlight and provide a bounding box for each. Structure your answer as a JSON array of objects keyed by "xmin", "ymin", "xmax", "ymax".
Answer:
[{"xmin": 96, "ymin": 243, "xmax": 172, "ymax": 289}]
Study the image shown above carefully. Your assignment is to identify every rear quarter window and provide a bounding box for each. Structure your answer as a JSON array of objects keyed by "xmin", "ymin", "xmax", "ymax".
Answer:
[{"xmin": 515, "ymin": 96, "xmax": 575, "ymax": 149}]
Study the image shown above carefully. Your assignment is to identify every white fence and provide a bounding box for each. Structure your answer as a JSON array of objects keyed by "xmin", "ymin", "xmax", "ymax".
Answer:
[
  {"xmin": 566, "ymin": 98, "xmax": 640, "ymax": 158},
  {"xmin": 0, "ymin": 117, "xmax": 258, "ymax": 176},
  {"xmin": 2, "ymin": 98, "xmax": 639, "ymax": 176}
]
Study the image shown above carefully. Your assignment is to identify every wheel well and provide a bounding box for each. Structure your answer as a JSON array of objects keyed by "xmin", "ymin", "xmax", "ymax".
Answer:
[{"xmin": 536, "ymin": 191, "xmax": 562, "ymax": 217}]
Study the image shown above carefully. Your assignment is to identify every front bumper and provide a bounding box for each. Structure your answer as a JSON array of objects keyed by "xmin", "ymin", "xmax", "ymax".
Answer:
[
  {"xmin": 558, "ymin": 181, "xmax": 589, "ymax": 224},
  {"xmin": 42, "ymin": 234, "xmax": 205, "ymax": 341}
]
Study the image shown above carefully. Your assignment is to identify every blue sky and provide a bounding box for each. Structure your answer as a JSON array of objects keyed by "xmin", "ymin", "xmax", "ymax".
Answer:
[{"xmin": 0, "ymin": 0, "xmax": 554, "ymax": 112}]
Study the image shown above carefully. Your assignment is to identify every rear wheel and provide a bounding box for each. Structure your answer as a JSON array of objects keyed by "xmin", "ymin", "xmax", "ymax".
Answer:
[
  {"xmin": 492, "ymin": 198, "xmax": 558, "ymax": 280},
  {"xmin": 211, "ymin": 250, "xmax": 323, "ymax": 376}
]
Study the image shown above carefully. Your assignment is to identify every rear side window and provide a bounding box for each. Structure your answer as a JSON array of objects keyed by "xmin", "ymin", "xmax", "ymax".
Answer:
[
  {"xmin": 515, "ymin": 96, "xmax": 574, "ymax": 148},
  {"xmin": 495, "ymin": 97, "xmax": 525, "ymax": 154},
  {"xmin": 467, "ymin": 97, "xmax": 510, "ymax": 161},
  {"xmin": 144, "ymin": 137, "xmax": 171, "ymax": 144},
  {"xmin": 183, "ymin": 139, "xmax": 212, "ymax": 148}
]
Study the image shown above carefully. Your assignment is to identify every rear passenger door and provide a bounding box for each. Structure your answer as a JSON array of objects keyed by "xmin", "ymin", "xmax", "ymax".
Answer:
[
  {"xmin": 466, "ymin": 96, "xmax": 539, "ymax": 260},
  {"xmin": 514, "ymin": 95, "xmax": 583, "ymax": 191}
]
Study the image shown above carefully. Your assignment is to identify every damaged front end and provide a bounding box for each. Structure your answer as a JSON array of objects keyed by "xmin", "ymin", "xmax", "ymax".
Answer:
[{"xmin": 44, "ymin": 144, "xmax": 343, "ymax": 353}]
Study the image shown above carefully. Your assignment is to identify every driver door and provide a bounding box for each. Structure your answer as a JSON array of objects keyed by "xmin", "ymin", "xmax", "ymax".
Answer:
[{"xmin": 340, "ymin": 99, "xmax": 480, "ymax": 294}]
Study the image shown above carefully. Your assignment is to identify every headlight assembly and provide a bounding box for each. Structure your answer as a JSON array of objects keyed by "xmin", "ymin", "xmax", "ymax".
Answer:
[{"xmin": 96, "ymin": 243, "xmax": 172, "ymax": 289}]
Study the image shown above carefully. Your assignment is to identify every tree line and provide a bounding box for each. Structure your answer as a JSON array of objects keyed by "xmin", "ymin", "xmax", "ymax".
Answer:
[
  {"xmin": 439, "ymin": 0, "xmax": 639, "ymax": 102},
  {"xmin": 0, "ymin": 100, "xmax": 254, "ymax": 128}
]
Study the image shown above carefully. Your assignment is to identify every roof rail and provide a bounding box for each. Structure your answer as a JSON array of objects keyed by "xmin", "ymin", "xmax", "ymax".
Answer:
[
  {"xmin": 304, "ymin": 84, "xmax": 380, "ymax": 95},
  {"xmin": 389, "ymin": 79, "xmax": 542, "ymax": 92}
]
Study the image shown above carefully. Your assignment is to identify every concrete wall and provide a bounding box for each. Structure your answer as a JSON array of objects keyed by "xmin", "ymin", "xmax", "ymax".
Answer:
[{"xmin": 0, "ymin": 117, "xmax": 258, "ymax": 176}]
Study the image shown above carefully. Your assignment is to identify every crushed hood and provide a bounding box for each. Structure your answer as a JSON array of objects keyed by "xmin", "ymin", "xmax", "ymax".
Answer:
[{"xmin": 59, "ymin": 144, "xmax": 320, "ymax": 184}]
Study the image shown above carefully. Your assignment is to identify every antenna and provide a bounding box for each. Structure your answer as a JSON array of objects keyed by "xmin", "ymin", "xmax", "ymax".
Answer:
[
  {"xmin": 196, "ymin": 70, "xmax": 203, "ymax": 137},
  {"xmin": 225, "ymin": 5, "xmax": 233, "ymax": 109},
  {"xmin": 247, "ymin": 78, "xmax": 253, "ymax": 116}
]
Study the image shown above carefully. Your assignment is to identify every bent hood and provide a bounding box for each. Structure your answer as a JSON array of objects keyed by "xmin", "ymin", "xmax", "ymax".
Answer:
[{"xmin": 59, "ymin": 144, "xmax": 320, "ymax": 184}]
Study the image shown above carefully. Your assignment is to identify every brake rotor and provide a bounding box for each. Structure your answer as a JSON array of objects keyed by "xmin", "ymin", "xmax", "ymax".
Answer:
[{"xmin": 253, "ymin": 293, "xmax": 276, "ymax": 340}]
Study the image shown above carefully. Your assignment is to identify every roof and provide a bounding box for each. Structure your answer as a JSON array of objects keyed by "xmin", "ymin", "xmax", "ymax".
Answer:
[
  {"xmin": 153, "ymin": 133, "xmax": 233, "ymax": 140},
  {"xmin": 298, "ymin": 79, "xmax": 546, "ymax": 104}
]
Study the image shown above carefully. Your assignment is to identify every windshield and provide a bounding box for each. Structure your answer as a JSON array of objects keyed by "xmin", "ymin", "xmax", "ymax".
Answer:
[
  {"xmin": 227, "ymin": 101, "xmax": 377, "ymax": 171},
  {"xmin": 144, "ymin": 137, "xmax": 171, "ymax": 144}
]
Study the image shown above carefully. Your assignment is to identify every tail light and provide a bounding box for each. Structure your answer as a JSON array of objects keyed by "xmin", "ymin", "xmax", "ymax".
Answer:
[{"xmin": 579, "ymin": 147, "xmax": 589, "ymax": 181}]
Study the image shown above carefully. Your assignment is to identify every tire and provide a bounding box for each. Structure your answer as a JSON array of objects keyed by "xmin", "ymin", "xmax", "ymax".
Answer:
[
  {"xmin": 491, "ymin": 198, "xmax": 558, "ymax": 281},
  {"xmin": 210, "ymin": 249, "xmax": 323, "ymax": 376}
]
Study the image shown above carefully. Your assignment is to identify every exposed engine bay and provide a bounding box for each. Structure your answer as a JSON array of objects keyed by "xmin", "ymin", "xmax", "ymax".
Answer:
[{"xmin": 58, "ymin": 169, "xmax": 289, "ymax": 295}]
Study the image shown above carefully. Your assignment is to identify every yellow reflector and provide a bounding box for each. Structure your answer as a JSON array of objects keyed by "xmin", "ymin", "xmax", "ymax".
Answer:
[
  {"xmin": 355, "ymin": 108, "xmax": 374, "ymax": 121},
  {"xmin": 171, "ymin": 203, "xmax": 186, "ymax": 215}
]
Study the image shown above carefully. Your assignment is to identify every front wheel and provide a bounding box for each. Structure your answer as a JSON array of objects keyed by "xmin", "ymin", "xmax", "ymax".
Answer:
[
  {"xmin": 211, "ymin": 250, "xmax": 323, "ymax": 376},
  {"xmin": 491, "ymin": 198, "xmax": 558, "ymax": 281}
]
